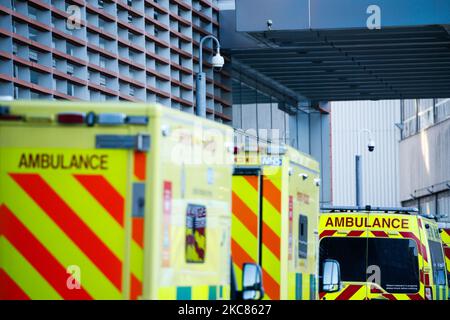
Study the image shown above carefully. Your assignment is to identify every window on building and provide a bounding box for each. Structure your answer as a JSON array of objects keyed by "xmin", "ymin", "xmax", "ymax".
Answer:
[
  {"xmin": 13, "ymin": 64, "xmax": 18, "ymax": 78},
  {"xmin": 66, "ymin": 42, "xmax": 75, "ymax": 55},
  {"xmin": 98, "ymin": 17, "xmax": 106, "ymax": 30},
  {"xmin": 29, "ymin": 49, "xmax": 38, "ymax": 62},
  {"xmin": 401, "ymin": 99, "xmax": 418, "ymax": 139},
  {"xmin": 29, "ymin": 27, "xmax": 39, "ymax": 42},
  {"xmin": 436, "ymin": 98, "xmax": 450, "ymax": 123},
  {"xmin": 30, "ymin": 69, "xmax": 39, "ymax": 85},
  {"xmin": 99, "ymin": 56, "xmax": 106, "ymax": 68},
  {"xmin": 52, "ymin": 57, "xmax": 56, "ymax": 68},
  {"xmin": 129, "ymin": 85, "xmax": 135, "ymax": 97},
  {"xmin": 127, "ymin": 0, "xmax": 132, "ymax": 7},
  {"xmin": 420, "ymin": 195, "xmax": 436, "ymax": 217},
  {"xmin": 28, "ymin": 6, "xmax": 38, "ymax": 20},
  {"xmin": 13, "ymin": 85, "xmax": 19, "ymax": 98},
  {"xmin": 98, "ymin": 0, "xmax": 104, "ymax": 9},
  {"xmin": 30, "ymin": 90, "xmax": 40, "ymax": 99},
  {"xmin": 418, "ymin": 99, "xmax": 434, "ymax": 131},
  {"xmin": 99, "ymin": 37, "xmax": 106, "ymax": 49},
  {"xmin": 67, "ymin": 82, "xmax": 74, "ymax": 96},
  {"xmin": 99, "ymin": 74, "xmax": 106, "ymax": 86},
  {"xmin": 12, "ymin": 43, "xmax": 17, "ymax": 55},
  {"xmin": 128, "ymin": 14, "xmax": 133, "ymax": 24},
  {"xmin": 128, "ymin": 31, "xmax": 135, "ymax": 42},
  {"xmin": 67, "ymin": 63, "xmax": 74, "ymax": 76},
  {"xmin": 437, "ymin": 191, "xmax": 450, "ymax": 222}
]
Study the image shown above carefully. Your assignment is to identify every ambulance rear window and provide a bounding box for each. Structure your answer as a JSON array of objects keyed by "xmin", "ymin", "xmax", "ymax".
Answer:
[{"xmin": 320, "ymin": 237, "xmax": 420, "ymax": 293}]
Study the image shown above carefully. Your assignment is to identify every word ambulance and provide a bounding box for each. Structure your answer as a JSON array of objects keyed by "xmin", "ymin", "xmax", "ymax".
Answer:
[
  {"xmin": 18, "ymin": 153, "xmax": 109, "ymax": 170},
  {"xmin": 324, "ymin": 216, "xmax": 409, "ymax": 229}
]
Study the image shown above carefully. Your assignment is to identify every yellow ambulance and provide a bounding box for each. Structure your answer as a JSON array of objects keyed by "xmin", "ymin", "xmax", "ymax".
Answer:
[
  {"xmin": 231, "ymin": 136, "xmax": 321, "ymax": 300},
  {"xmin": 319, "ymin": 206, "xmax": 448, "ymax": 300},
  {"xmin": 438, "ymin": 224, "xmax": 450, "ymax": 299},
  {"xmin": 0, "ymin": 100, "xmax": 260, "ymax": 300}
]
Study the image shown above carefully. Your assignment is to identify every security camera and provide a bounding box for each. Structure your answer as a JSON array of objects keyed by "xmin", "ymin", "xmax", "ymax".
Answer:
[
  {"xmin": 267, "ymin": 19, "xmax": 273, "ymax": 30},
  {"xmin": 368, "ymin": 140, "xmax": 375, "ymax": 152},
  {"xmin": 212, "ymin": 51, "xmax": 224, "ymax": 71}
]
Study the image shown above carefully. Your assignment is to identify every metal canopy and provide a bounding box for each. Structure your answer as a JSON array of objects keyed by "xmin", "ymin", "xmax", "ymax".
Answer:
[{"xmin": 223, "ymin": 0, "xmax": 450, "ymax": 102}]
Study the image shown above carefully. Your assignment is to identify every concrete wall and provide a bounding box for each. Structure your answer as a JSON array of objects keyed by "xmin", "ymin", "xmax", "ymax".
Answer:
[
  {"xmin": 331, "ymin": 100, "xmax": 401, "ymax": 207},
  {"xmin": 399, "ymin": 117, "xmax": 450, "ymax": 201}
]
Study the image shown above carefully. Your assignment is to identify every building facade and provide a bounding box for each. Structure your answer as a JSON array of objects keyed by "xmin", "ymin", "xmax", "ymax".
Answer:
[
  {"xmin": 331, "ymin": 100, "xmax": 401, "ymax": 207},
  {"xmin": 399, "ymin": 98, "xmax": 450, "ymax": 222},
  {"xmin": 0, "ymin": 0, "xmax": 232, "ymax": 123},
  {"xmin": 0, "ymin": 0, "xmax": 333, "ymax": 205}
]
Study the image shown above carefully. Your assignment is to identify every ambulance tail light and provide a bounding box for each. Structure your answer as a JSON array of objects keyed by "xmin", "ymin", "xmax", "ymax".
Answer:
[
  {"xmin": 425, "ymin": 287, "xmax": 433, "ymax": 300},
  {"xmin": 0, "ymin": 106, "xmax": 24, "ymax": 121},
  {"xmin": 57, "ymin": 112, "xmax": 85, "ymax": 124},
  {"xmin": 0, "ymin": 114, "xmax": 24, "ymax": 121}
]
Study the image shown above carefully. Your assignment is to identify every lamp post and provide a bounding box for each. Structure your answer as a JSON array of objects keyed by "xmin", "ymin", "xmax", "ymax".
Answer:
[
  {"xmin": 196, "ymin": 35, "xmax": 224, "ymax": 118},
  {"xmin": 355, "ymin": 129, "xmax": 375, "ymax": 207}
]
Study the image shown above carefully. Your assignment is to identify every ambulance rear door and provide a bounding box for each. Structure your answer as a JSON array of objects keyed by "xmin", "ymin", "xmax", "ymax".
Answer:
[{"xmin": 0, "ymin": 108, "xmax": 146, "ymax": 300}]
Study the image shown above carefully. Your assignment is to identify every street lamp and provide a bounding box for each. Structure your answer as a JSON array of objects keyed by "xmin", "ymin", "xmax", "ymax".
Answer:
[
  {"xmin": 196, "ymin": 35, "xmax": 224, "ymax": 118},
  {"xmin": 355, "ymin": 129, "xmax": 375, "ymax": 207}
]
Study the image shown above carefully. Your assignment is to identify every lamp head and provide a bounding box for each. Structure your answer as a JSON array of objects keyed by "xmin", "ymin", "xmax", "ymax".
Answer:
[{"xmin": 212, "ymin": 50, "xmax": 225, "ymax": 71}]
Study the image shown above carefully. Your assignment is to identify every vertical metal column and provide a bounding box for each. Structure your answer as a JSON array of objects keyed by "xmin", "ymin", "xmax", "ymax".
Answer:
[{"xmin": 355, "ymin": 154, "xmax": 362, "ymax": 207}]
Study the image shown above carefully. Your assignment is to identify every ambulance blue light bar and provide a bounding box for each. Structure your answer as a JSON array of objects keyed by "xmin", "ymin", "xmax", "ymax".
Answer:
[{"xmin": 321, "ymin": 205, "xmax": 419, "ymax": 214}]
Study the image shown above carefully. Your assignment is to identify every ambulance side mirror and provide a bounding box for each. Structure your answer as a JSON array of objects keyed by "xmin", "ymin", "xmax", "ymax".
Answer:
[
  {"xmin": 322, "ymin": 259, "xmax": 341, "ymax": 293},
  {"xmin": 242, "ymin": 263, "xmax": 264, "ymax": 300}
]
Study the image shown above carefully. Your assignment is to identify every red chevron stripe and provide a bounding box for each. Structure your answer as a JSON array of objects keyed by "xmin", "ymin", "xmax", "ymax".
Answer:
[
  {"xmin": 0, "ymin": 205, "xmax": 92, "ymax": 299},
  {"xmin": 445, "ymin": 247, "xmax": 450, "ymax": 260},
  {"xmin": 10, "ymin": 173, "xmax": 123, "ymax": 291},
  {"xmin": 335, "ymin": 285, "xmax": 362, "ymax": 300},
  {"xmin": 0, "ymin": 269, "xmax": 30, "ymax": 300},
  {"xmin": 372, "ymin": 231, "xmax": 389, "ymax": 238},
  {"xmin": 231, "ymin": 238, "xmax": 255, "ymax": 268},
  {"xmin": 74, "ymin": 174, "xmax": 125, "ymax": 227},
  {"xmin": 347, "ymin": 230, "xmax": 364, "ymax": 237},
  {"xmin": 407, "ymin": 293, "xmax": 424, "ymax": 300},
  {"xmin": 232, "ymin": 192, "xmax": 258, "ymax": 237},
  {"xmin": 243, "ymin": 176, "xmax": 259, "ymax": 191},
  {"xmin": 133, "ymin": 151, "xmax": 147, "ymax": 181},
  {"xmin": 320, "ymin": 230, "xmax": 337, "ymax": 239},
  {"xmin": 382, "ymin": 293, "xmax": 397, "ymax": 300},
  {"xmin": 263, "ymin": 177, "xmax": 281, "ymax": 213},
  {"xmin": 262, "ymin": 268, "xmax": 280, "ymax": 300},
  {"xmin": 130, "ymin": 274, "xmax": 142, "ymax": 300},
  {"xmin": 262, "ymin": 222, "xmax": 280, "ymax": 259},
  {"xmin": 132, "ymin": 217, "xmax": 144, "ymax": 248}
]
